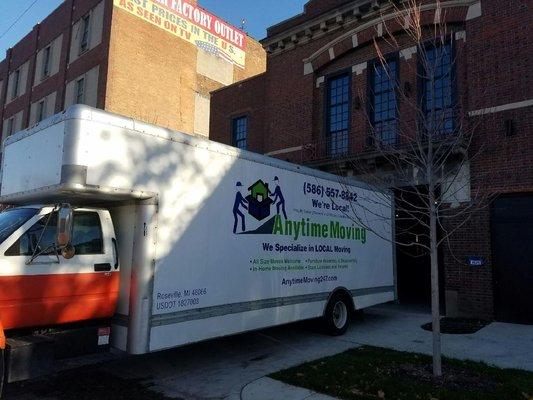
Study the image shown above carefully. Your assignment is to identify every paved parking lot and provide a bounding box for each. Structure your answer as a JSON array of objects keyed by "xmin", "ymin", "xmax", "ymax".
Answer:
[{"xmin": 5, "ymin": 304, "xmax": 533, "ymax": 400}]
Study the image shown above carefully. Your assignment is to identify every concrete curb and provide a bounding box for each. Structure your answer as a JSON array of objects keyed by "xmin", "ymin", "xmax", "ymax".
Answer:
[{"xmin": 241, "ymin": 377, "xmax": 339, "ymax": 400}]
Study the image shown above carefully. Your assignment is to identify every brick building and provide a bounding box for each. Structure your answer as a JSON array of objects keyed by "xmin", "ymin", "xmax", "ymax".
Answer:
[
  {"xmin": 211, "ymin": 0, "xmax": 533, "ymax": 322},
  {"xmin": 0, "ymin": 0, "xmax": 266, "ymax": 141}
]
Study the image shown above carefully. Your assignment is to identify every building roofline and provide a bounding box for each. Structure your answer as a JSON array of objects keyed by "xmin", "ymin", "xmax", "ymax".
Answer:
[
  {"xmin": 210, "ymin": 71, "xmax": 267, "ymax": 95},
  {"xmin": 263, "ymin": 0, "xmax": 368, "ymax": 43}
]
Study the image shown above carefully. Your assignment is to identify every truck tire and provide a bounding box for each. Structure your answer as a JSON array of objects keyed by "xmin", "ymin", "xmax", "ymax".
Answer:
[{"xmin": 323, "ymin": 293, "xmax": 351, "ymax": 336}]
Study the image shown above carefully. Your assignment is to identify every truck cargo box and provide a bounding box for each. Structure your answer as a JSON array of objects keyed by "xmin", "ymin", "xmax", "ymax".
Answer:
[{"xmin": 1, "ymin": 105, "xmax": 395, "ymax": 355}]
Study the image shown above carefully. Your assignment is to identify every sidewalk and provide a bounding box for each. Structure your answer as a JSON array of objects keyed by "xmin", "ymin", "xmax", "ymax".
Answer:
[
  {"xmin": 240, "ymin": 304, "xmax": 533, "ymax": 400},
  {"xmin": 5, "ymin": 304, "xmax": 532, "ymax": 400},
  {"xmin": 343, "ymin": 304, "xmax": 533, "ymax": 371},
  {"xmin": 241, "ymin": 377, "xmax": 339, "ymax": 400}
]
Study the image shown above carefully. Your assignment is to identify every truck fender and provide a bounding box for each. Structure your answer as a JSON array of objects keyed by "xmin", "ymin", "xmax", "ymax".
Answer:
[{"xmin": 323, "ymin": 287, "xmax": 355, "ymax": 316}]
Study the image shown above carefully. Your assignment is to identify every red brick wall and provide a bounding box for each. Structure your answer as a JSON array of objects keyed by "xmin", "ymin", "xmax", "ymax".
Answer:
[{"xmin": 210, "ymin": 74, "xmax": 267, "ymax": 153}]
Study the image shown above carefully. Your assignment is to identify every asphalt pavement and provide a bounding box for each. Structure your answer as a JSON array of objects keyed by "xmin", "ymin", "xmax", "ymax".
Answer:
[{"xmin": 4, "ymin": 304, "xmax": 532, "ymax": 400}]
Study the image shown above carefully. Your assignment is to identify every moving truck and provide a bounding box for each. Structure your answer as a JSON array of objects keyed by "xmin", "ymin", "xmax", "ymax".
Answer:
[{"xmin": 0, "ymin": 106, "xmax": 396, "ymax": 394}]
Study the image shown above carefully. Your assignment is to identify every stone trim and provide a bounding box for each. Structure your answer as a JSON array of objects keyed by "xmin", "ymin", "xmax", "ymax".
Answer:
[
  {"xmin": 265, "ymin": 145, "xmax": 303, "ymax": 156},
  {"xmin": 301, "ymin": 0, "xmax": 481, "ymax": 75},
  {"xmin": 352, "ymin": 62, "xmax": 368, "ymax": 75},
  {"xmin": 263, "ymin": 1, "xmax": 396, "ymax": 55},
  {"xmin": 466, "ymin": 1, "xmax": 482, "ymax": 20},
  {"xmin": 399, "ymin": 46, "xmax": 417, "ymax": 60},
  {"xmin": 469, "ymin": 99, "xmax": 533, "ymax": 116}
]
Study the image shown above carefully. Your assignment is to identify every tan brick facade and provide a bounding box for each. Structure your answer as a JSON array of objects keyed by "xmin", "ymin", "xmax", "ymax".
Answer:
[{"xmin": 0, "ymin": 0, "xmax": 266, "ymax": 141}]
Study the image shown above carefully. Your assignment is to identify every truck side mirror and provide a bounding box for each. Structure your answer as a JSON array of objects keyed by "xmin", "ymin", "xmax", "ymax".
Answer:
[{"xmin": 57, "ymin": 204, "xmax": 73, "ymax": 248}]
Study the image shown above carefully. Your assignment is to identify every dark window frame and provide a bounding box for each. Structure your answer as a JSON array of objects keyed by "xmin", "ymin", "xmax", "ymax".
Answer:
[
  {"xmin": 368, "ymin": 54, "xmax": 400, "ymax": 145},
  {"xmin": 76, "ymin": 77, "xmax": 85, "ymax": 104},
  {"xmin": 11, "ymin": 68, "xmax": 20, "ymax": 100},
  {"xmin": 324, "ymin": 70, "xmax": 352, "ymax": 157},
  {"xmin": 232, "ymin": 115, "xmax": 248, "ymax": 150},
  {"xmin": 6, "ymin": 117, "xmax": 15, "ymax": 136},
  {"xmin": 79, "ymin": 14, "xmax": 91, "ymax": 55},
  {"xmin": 42, "ymin": 45, "xmax": 52, "ymax": 79},
  {"xmin": 37, "ymin": 99, "xmax": 46, "ymax": 123},
  {"xmin": 418, "ymin": 37, "xmax": 457, "ymax": 137}
]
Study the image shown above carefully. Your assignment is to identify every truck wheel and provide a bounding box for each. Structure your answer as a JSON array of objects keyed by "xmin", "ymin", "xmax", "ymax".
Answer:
[{"xmin": 323, "ymin": 293, "xmax": 351, "ymax": 336}]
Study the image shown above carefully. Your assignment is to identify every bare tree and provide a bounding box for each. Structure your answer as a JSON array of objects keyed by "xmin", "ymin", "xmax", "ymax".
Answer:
[{"xmin": 319, "ymin": 1, "xmax": 492, "ymax": 377}]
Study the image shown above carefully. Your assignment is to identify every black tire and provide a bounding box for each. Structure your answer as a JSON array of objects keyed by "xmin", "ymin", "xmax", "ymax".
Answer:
[{"xmin": 323, "ymin": 293, "xmax": 352, "ymax": 336}]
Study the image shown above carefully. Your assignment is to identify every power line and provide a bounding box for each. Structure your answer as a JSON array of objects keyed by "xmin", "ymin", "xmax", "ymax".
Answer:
[{"xmin": 0, "ymin": 0, "xmax": 39, "ymax": 42}]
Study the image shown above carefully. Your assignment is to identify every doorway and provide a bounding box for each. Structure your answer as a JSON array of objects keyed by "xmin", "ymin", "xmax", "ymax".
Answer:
[
  {"xmin": 394, "ymin": 187, "xmax": 444, "ymax": 312},
  {"xmin": 491, "ymin": 195, "xmax": 533, "ymax": 324}
]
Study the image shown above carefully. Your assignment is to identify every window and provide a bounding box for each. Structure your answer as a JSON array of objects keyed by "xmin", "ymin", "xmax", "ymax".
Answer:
[
  {"xmin": 232, "ymin": 116, "xmax": 248, "ymax": 150},
  {"xmin": 79, "ymin": 14, "xmax": 91, "ymax": 54},
  {"xmin": 0, "ymin": 208, "xmax": 39, "ymax": 247},
  {"xmin": 42, "ymin": 45, "xmax": 52, "ymax": 79},
  {"xmin": 422, "ymin": 42, "xmax": 455, "ymax": 135},
  {"xmin": 37, "ymin": 100, "xmax": 46, "ymax": 123},
  {"xmin": 370, "ymin": 59, "xmax": 398, "ymax": 144},
  {"xmin": 76, "ymin": 77, "xmax": 85, "ymax": 104},
  {"xmin": 326, "ymin": 74, "xmax": 350, "ymax": 156},
  {"xmin": 6, "ymin": 212, "xmax": 58, "ymax": 256},
  {"xmin": 6, "ymin": 211, "xmax": 103, "ymax": 256},
  {"xmin": 71, "ymin": 212, "xmax": 103, "ymax": 255},
  {"xmin": 11, "ymin": 69, "xmax": 20, "ymax": 100},
  {"xmin": 6, "ymin": 117, "xmax": 15, "ymax": 136}
]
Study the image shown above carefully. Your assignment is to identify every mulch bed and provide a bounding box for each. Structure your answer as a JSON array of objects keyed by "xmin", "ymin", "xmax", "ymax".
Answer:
[
  {"xmin": 393, "ymin": 362, "xmax": 497, "ymax": 392},
  {"xmin": 421, "ymin": 317, "xmax": 490, "ymax": 334}
]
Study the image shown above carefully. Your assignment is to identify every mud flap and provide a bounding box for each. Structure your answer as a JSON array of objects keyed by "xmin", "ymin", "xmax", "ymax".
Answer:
[
  {"xmin": 1, "ymin": 321, "xmax": 5, "ymax": 398},
  {"xmin": 0, "ymin": 348, "xmax": 4, "ymax": 398}
]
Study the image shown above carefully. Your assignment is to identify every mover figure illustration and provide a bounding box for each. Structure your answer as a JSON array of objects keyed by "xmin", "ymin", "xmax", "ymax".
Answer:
[
  {"xmin": 233, "ymin": 182, "xmax": 248, "ymax": 233},
  {"xmin": 271, "ymin": 176, "xmax": 287, "ymax": 219}
]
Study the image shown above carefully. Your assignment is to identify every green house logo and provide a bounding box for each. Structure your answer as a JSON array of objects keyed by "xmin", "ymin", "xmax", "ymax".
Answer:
[
  {"xmin": 233, "ymin": 177, "xmax": 287, "ymax": 234},
  {"xmin": 246, "ymin": 180, "xmax": 274, "ymax": 221}
]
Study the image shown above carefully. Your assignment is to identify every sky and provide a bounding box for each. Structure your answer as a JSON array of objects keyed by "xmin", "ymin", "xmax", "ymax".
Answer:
[{"xmin": 0, "ymin": 0, "xmax": 308, "ymax": 56}]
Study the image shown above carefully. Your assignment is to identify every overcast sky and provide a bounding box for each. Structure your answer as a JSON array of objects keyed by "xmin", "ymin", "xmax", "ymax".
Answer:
[{"xmin": 0, "ymin": 0, "xmax": 307, "ymax": 55}]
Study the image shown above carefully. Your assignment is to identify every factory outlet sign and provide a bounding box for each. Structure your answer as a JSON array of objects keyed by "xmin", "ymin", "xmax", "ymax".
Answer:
[{"xmin": 114, "ymin": 0, "xmax": 247, "ymax": 68}]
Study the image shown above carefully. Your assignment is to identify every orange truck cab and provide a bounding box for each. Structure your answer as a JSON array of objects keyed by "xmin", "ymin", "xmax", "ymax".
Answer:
[
  {"xmin": 0, "ymin": 206, "xmax": 119, "ymax": 331},
  {"xmin": 0, "ymin": 205, "xmax": 119, "ymax": 391}
]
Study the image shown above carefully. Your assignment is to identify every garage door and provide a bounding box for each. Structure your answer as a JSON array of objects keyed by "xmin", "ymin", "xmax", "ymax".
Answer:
[{"xmin": 491, "ymin": 195, "xmax": 533, "ymax": 324}]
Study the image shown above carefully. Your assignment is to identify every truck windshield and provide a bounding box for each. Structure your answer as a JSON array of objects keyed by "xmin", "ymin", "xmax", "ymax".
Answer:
[{"xmin": 0, "ymin": 208, "xmax": 39, "ymax": 245}]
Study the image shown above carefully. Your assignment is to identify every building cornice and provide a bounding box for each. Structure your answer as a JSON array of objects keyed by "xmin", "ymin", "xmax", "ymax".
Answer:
[
  {"xmin": 263, "ymin": 0, "xmax": 481, "ymax": 60},
  {"xmin": 262, "ymin": 0, "xmax": 390, "ymax": 54}
]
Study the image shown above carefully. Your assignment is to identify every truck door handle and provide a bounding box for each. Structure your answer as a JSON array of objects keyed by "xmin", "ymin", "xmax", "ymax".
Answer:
[{"xmin": 94, "ymin": 263, "xmax": 112, "ymax": 272}]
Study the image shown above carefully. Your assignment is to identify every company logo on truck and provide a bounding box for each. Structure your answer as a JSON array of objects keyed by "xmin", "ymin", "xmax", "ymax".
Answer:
[
  {"xmin": 233, "ymin": 177, "xmax": 288, "ymax": 234},
  {"xmin": 232, "ymin": 178, "xmax": 366, "ymax": 244}
]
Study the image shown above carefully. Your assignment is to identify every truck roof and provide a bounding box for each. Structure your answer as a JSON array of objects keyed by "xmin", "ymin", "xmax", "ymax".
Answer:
[{"xmin": 0, "ymin": 105, "xmax": 388, "ymax": 206}]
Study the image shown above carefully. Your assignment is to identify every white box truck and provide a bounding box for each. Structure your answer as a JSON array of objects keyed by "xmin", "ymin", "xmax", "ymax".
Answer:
[{"xmin": 0, "ymin": 106, "xmax": 395, "ymax": 393}]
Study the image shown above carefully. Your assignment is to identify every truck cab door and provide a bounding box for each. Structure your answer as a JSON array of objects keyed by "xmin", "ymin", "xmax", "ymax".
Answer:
[{"xmin": 0, "ymin": 209, "xmax": 119, "ymax": 330}]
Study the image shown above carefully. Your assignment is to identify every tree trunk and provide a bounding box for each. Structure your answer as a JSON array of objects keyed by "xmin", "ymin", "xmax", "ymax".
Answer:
[{"xmin": 429, "ymin": 191, "xmax": 442, "ymax": 377}]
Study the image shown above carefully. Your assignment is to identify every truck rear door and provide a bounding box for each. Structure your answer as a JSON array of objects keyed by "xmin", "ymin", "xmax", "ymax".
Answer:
[{"xmin": 0, "ymin": 209, "xmax": 119, "ymax": 330}]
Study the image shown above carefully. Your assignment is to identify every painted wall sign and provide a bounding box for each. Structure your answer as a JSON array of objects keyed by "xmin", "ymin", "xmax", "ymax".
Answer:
[{"xmin": 114, "ymin": 0, "xmax": 247, "ymax": 68}]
